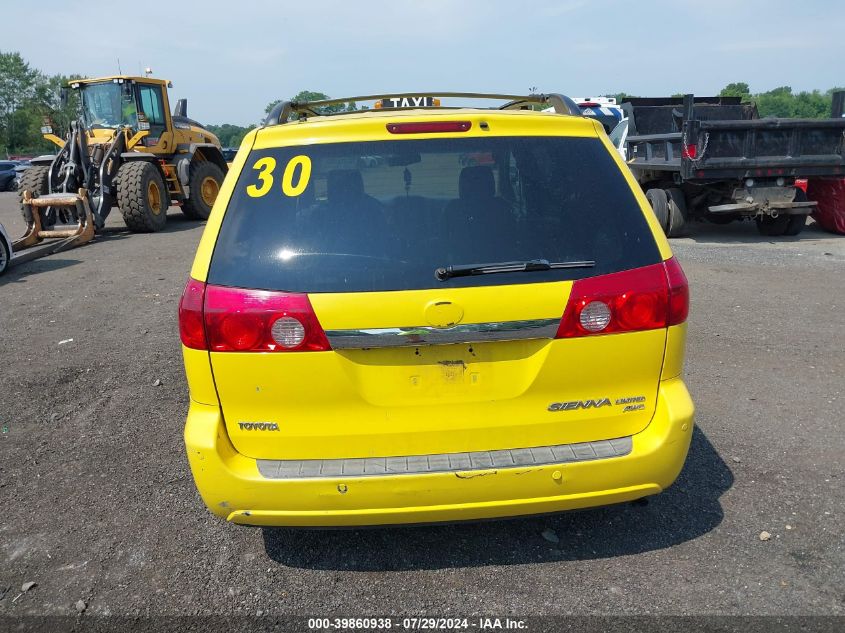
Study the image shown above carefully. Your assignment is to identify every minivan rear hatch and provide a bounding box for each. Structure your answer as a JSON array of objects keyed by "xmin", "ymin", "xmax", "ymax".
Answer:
[{"xmin": 201, "ymin": 121, "xmax": 671, "ymax": 460}]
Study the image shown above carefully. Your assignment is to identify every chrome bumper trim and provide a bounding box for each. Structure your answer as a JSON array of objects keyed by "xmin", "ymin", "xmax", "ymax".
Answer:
[
  {"xmin": 325, "ymin": 318, "xmax": 560, "ymax": 349},
  {"xmin": 256, "ymin": 436, "xmax": 633, "ymax": 479}
]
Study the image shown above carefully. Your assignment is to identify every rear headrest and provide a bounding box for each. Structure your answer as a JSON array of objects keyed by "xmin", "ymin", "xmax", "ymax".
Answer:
[
  {"xmin": 327, "ymin": 169, "xmax": 364, "ymax": 200},
  {"xmin": 459, "ymin": 166, "xmax": 495, "ymax": 200}
]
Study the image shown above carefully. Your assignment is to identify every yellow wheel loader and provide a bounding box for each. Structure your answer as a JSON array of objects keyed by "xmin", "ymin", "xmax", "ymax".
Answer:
[{"xmin": 14, "ymin": 76, "xmax": 227, "ymax": 260}]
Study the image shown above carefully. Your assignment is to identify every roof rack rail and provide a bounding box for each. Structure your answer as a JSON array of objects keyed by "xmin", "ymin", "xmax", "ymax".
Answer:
[{"xmin": 263, "ymin": 92, "xmax": 579, "ymax": 126}]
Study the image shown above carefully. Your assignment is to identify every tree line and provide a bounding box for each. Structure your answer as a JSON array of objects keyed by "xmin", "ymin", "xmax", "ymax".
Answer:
[
  {"xmin": 2, "ymin": 51, "xmax": 843, "ymax": 157},
  {"xmin": 207, "ymin": 91, "xmax": 359, "ymax": 147},
  {"xmin": 614, "ymin": 83, "xmax": 844, "ymax": 118},
  {"xmin": 0, "ymin": 52, "xmax": 81, "ymax": 157}
]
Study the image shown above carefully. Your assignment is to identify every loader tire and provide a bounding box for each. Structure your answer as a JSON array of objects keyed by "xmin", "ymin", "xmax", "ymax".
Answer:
[
  {"xmin": 117, "ymin": 161, "xmax": 168, "ymax": 233},
  {"xmin": 18, "ymin": 165, "xmax": 55, "ymax": 229},
  {"xmin": 181, "ymin": 161, "xmax": 224, "ymax": 220}
]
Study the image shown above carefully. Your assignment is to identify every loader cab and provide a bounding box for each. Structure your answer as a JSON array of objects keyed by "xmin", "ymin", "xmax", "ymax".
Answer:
[{"xmin": 73, "ymin": 77, "xmax": 175, "ymax": 153}]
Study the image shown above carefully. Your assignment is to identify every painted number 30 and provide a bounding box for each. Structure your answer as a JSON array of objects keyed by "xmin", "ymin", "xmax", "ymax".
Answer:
[{"xmin": 246, "ymin": 155, "xmax": 312, "ymax": 198}]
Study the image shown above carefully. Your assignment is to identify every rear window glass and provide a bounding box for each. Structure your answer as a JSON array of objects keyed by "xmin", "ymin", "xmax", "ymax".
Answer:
[{"xmin": 208, "ymin": 135, "xmax": 660, "ymax": 293}]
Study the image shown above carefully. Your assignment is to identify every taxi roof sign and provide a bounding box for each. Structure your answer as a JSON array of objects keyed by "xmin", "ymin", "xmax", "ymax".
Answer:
[{"xmin": 375, "ymin": 96, "xmax": 441, "ymax": 109}]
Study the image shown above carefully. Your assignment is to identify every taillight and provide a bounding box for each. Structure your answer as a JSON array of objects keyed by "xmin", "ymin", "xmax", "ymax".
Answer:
[
  {"xmin": 177, "ymin": 278, "xmax": 330, "ymax": 352},
  {"xmin": 681, "ymin": 143, "xmax": 698, "ymax": 159},
  {"xmin": 556, "ymin": 258, "xmax": 689, "ymax": 338},
  {"xmin": 386, "ymin": 121, "xmax": 471, "ymax": 134},
  {"xmin": 203, "ymin": 284, "xmax": 330, "ymax": 352},
  {"xmin": 664, "ymin": 257, "xmax": 690, "ymax": 325},
  {"xmin": 178, "ymin": 278, "xmax": 207, "ymax": 350}
]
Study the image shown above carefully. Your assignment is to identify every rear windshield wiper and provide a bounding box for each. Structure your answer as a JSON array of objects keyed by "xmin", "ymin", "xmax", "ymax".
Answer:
[{"xmin": 435, "ymin": 258, "xmax": 595, "ymax": 281}]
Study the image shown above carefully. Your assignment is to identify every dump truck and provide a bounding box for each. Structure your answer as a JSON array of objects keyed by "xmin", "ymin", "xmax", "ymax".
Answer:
[
  {"xmin": 618, "ymin": 93, "xmax": 845, "ymax": 236},
  {"xmin": 13, "ymin": 75, "xmax": 227, "ymax": 261}
]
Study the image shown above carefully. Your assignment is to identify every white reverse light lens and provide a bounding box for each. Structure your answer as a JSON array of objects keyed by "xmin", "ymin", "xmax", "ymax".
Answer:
[
  {"xmin": 271, "ymin": 316, "xmax": 305, "ymax": 348},
  {"xmin": 579, "ymin": 301, "xmax": 612, "ymax": 332}
]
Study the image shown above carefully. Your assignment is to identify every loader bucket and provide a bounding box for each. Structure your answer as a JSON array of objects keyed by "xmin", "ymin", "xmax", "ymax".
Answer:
[{"xmin": 11, "ymin": 189, "xmax": 95, "ymax": 265}]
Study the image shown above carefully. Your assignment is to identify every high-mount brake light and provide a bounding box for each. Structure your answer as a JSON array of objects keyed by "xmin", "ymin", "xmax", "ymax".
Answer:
[
  {"xmin": 556, "ymin": 258, "xmax": 689, "ymax": 338},
  {"xmin": 386, "ymin": 121, "xmax": 472, "ymax": 134},
  {"xmin": 177, "ymin": 280, "xmax": 330, "ymax": 352}
]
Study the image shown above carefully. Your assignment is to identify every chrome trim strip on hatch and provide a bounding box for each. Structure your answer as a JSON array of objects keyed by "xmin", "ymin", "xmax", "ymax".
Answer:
[
  {"xmin": 325, "ymin": 318, "xmax": 560, "ymax": 349},
  {"xmin": 257, "ymin": 437, "xmax": 633, "ymax": 479}
]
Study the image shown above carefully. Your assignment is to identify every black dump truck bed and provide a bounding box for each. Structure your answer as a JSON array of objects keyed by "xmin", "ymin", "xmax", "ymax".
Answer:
[
  {"xmin": 623, "ymin": 95, "xmax": 845, "ymax": 181},
  {"xmin": 619, "ymin": 93, "xmax": 845, "ymax": 238}
]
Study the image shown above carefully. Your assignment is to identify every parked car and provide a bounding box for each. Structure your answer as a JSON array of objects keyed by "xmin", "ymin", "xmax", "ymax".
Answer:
[
  {"xmin": 572, "ymin": 96, "xmax": 624, "ymax": 133},
  {"xmin": 0, "ymin": 222, "xmax": 12, "ymax": 276},
  {"xmin": 13, "ymin": 161, "xmax": 30, "ymax": 190},
  {"xmin": 0, "ymin": 161, "xmax": 19, "ymax": 192},
  {"xmin": 608, "ymin": 117, "xmax": 629, "ymax": 160},
  {"xmin": 179, "ymin": 92, "xmax": 693, "ymax": 527}
]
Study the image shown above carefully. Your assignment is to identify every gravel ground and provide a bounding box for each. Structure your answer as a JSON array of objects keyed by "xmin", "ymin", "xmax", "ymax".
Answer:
[{"xmin": 0, "ymin": 191, "xmax": 843, "ymax": 619}]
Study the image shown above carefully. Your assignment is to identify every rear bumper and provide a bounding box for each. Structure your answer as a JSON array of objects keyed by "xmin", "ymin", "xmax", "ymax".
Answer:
[{"xmin": 184, "ymin": 379, "xmax": 694, "ymax": 527}]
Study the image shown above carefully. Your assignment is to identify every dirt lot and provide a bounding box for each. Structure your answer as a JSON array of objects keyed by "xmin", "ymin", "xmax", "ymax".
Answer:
[{"xmin": 1, "ymin": 191, "xmax": 843, "ymax": 619}]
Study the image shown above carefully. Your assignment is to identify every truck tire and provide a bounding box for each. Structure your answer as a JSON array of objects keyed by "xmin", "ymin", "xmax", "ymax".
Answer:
[
  {"xmin": 665, "ymin": 188, "xmax": 687, "ymax": 237},
  {"xmin": 755, "ymin": 214, "xmax": 789, "ymax": 236},
  {"xmin": 645, "ymin": 188, "xmax": 669, "ymax": 234},
  {"xmin": 17, "ymin": 165, "xmax": 55, "ymax": 229},
  {"xmin": 181, "ymin": 161, "xmax": 224, "ymax": 220},
  {"xmin": 783, "ymin": 189, "xmax": 808, "ymax": 236},
  {"xmin": 783, "ymin": 214, "xmax": 807, "ymax": 236},
  {"xmin": 706, "ymin": 212, "xmax": 735, "ymax": 225},
  {"xmin": 117, "ymin": 161, "xmax": 168, "ymax": 232}
]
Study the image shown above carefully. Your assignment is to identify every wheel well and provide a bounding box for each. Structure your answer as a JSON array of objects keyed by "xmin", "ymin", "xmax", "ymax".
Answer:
[
  {"xmin": 193, "ymin": 146, "xmax": 228, "ymax": 174},
  {"xmin": 31, "ymin": 154, "xmax": 57, "ymax": 166}
]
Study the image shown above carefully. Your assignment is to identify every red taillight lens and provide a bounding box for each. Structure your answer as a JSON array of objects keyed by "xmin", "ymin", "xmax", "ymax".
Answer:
[
  {"xmin": 178, "ymin": 278, "xmax": 207, "ymax": 350},
  {"xmin": 664, "ymin": 257, "xmax": 689, "ymax": 325},
  {"xmin": 203, "ymin": 285, "xmax": 330, "ymax": 352},
  {"xmin": 681, "ymin": 143, "xmax": 698, "ymax": 159},
  {"xmin": 556, "ymin": 258, "xmax": 688, "ymax": 338},
  {"xmin": 386, "ymin": 121, "xmax": 471, "ymax": 134}
]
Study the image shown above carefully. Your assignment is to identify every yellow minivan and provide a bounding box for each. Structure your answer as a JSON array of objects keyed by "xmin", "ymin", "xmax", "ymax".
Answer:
[{"xmin": 179, "ymin": 93, "xmax": 694, "ymax": 527}]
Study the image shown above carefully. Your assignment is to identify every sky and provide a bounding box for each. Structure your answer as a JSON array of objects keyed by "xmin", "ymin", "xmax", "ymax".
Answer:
[{"xmin": 4, "ymin": 0, "xmax": 844, "ymax": 126}]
